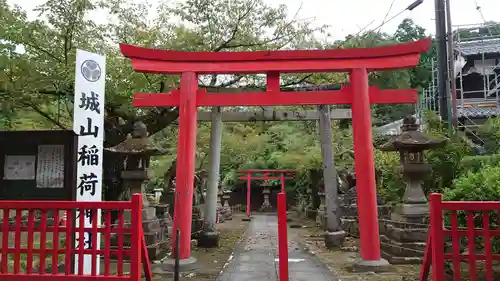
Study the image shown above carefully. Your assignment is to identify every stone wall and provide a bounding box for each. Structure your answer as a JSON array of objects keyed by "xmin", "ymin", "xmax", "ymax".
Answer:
[{"xmin": 339, "ymin": 203, "xmax": 429, "ymax": 265}]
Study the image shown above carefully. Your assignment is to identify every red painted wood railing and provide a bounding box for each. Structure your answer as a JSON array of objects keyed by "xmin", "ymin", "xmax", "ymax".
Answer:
[
  {"xmin": 0, "ymin": 194, "xmax": 151, "ymax": 281},
  {"xmin": 420, "ymin": 193, "xmax": 500, "ymax": 281}
]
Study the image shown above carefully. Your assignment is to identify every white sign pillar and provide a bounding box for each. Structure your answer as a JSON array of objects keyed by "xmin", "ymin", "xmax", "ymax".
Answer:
[{"xmin": 73, "ymin": 50, "xmax": 106, "ymax": 274}]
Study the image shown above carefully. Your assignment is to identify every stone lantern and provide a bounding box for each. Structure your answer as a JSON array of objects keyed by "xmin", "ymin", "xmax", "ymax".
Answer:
[
  {"xmin": 316, "ymin": 184, "xmax": 326, "ymax": 227},
  {"xmin": 105, "ymin": 121, "xmax": 168, "ymax": 260},
  {"xmin": 305, "ymin": 187, "xmax": 316, "ymax": 220},
  {"xmin": 378, "ymin": 116, "xmax": 446, "ymax": 264},
  {"xmin": 260, "ymin": 183, "xmax": 272, "ymax": 212},
  {"xmin": 379, "ymin": 116, "xmax": 446, "ymax": 220},
  {"xmin": 222, "ymin": 190, "xmax": 232, "ymax": 220},
  {"xmin": 217, "ymin": 188, "xmax": 224, "ymax": 209}
]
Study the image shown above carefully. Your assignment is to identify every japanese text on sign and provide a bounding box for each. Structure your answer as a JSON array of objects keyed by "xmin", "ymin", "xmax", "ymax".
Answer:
[{"xmin": 73, "ymin": 50, "xmax": 106, "ymax": 274}]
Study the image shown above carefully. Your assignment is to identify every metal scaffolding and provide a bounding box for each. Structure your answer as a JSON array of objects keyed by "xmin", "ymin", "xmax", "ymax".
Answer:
[
  {"xmin": 455, "ymin": 23, "xmax": 500, "ymax": 107},
  {"xmin": 418, "ymin": 22, "xmax": 500, "ymax": 136}
]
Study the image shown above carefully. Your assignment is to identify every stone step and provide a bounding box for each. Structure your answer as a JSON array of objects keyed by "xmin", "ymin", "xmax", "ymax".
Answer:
[
  {"xmin": 380, "ymin": 235, "xmax": 426, "ymax": 258},
  {"xmin": 381, "ymin": 250, "xmax": 424, "ymax": 265},
  {"xmin": 382, "ymin": 223, "xmax": 428, "ymax": 243}
]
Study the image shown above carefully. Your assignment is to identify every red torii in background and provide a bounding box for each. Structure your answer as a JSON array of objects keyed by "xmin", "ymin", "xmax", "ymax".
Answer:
[
  {"xmin": 237, "ymin": 169, "xmax": 296, "ymax": 219},
  {"xmin": 120, "ymin": 38, "xmax": 431, "ymax": 268}
]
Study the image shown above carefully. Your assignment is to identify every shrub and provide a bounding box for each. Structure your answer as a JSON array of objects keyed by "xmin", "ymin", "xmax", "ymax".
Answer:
[
  {"xmin": 374, "ymin": 150, "xmax": 405, "ymax": 204},
  {"xmin": 476, "ymin": 117, "xmax": 500, "ymax": 154},
  {"xmin": 444, "ymin": 165, "xmax": 500, "ymax": 201},
  {"xmin": 459, "ymin": 154, "xmax": 500, "ymax": 174},
  {"xmin": 443, "ymin": 165, "xmax": 500, "ymax": 253},
  {"xmin": 423, "ymin": 134, "xmax": 471, "ymax": 195}
]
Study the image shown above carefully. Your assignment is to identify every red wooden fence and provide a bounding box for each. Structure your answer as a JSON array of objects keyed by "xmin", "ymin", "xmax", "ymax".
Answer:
[
  {"xmin": 420, "ymin": 193, "xmax": 500, "ymax": 281},
  {"xmin": 0, "ymin": 194, "xmax": 151, "ymax": 281}
]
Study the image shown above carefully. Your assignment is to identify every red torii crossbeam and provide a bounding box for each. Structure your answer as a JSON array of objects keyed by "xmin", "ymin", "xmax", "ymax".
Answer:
[
  {"xmin": 237, "ymin": 169, "xmax": 295, "ymax": 219},
  {"xmin": 120, "ymin": 38, "xmax": 431, "ymax": 265}
]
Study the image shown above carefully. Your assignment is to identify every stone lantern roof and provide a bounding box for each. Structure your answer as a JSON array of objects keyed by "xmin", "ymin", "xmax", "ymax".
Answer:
[
  {"xmin": 105, "ymin": 121, "xmax": 167, "ymax": 156},
  {"xmin": 378, "ymin": 116, "xmax": 446, "ymax": 152}
]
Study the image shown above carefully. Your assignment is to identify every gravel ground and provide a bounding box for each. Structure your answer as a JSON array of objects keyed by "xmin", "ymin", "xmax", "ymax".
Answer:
[{"xmin": 151, "ymin": 213, "xmax": 247, "ymax": 281}]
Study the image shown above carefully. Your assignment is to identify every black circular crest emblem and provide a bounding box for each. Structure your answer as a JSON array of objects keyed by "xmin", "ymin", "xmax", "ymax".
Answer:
[{"xmin": 80, "ymin": 60, "xmax": 102, "ymax": 82}]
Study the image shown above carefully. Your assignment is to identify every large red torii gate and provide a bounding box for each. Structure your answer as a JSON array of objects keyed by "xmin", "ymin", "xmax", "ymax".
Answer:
[{"xmin": 120, "ymin": 38, "xmax": 431, "ymax": 267}]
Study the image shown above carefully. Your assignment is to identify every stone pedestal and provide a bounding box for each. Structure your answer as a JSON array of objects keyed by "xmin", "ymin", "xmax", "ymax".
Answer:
[
  {"xmin": 396, "ymin": 178, "xmax": 429, "ymax": 222},
  {"xmin": 122, "ymin": 170, "xmax": 162, "ymax": 260},
  {"xmin": 380, "ymin": 180, "xmax": 429, "ymax": 264},
  {"xmin": 380, "ymin": 214, "xmax": 428, "ymax": 264},
  {"xmin": 199, "ymin": 200, "xmax": 220, "ymax": 248},
  {"xmin": 260, "ymin": 186, "xmax": 272, "ymax": 211},
  {"xmin": 222, "ymin": 191, "xmax": 232, "ymax": 220},
  {"xmin": 316, "ymin": 191, "xmax": 326, "ymax": 226},
  {"xmin": 324, "ymin": 230, "xmax": 346, "ymax": 248}
]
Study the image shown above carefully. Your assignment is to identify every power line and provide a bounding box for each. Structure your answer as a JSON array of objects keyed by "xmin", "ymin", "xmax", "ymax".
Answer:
[
  {"xmin": 338, "ymin": 0, "xmax": 424, "ymax": 48},
  {"xmin": 378, "ymin": 0, "xmax": 397, "ymax": 34},
  {"xmin": 473, "ymin": 0, "xmax": 492, "ymax": 35}
]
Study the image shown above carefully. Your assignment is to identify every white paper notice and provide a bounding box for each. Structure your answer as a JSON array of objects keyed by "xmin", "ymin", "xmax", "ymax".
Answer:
[
  {"xmin": 36, "ymin": 145, "xmax": 65, "ymax": 188},
  {"xmin": 73, "ymin": 49, "xmax": 106, "ymax": 274},
  {"xmin": 3, "ymin": 155, "xmax": 36, "ymax": 180}
]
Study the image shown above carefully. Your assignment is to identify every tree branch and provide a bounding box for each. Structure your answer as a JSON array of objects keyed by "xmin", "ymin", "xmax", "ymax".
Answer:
[
  {"xmin": 219, "ymin": 75, "xmax": 244, "ymax": 87},
  {"xmin": 24, "ymin": 41, "xmax": 63, "ymax": 63},
  {"xmin": 212, "ymin": 0, "xmax": 256, "ymax": 52},
  {"xmin": 22, "ymin": 101, "xmax": 67, "ymax": 130}
]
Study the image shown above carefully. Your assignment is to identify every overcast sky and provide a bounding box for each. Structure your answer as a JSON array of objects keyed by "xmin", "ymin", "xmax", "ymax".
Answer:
[{"xmin": 7, "ymin": 0, "xmax": 500, "ymax": 40}]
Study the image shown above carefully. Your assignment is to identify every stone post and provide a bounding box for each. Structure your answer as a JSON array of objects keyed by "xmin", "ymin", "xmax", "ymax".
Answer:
[
  {"xmin": 200, "ymin": 106, "xmax": 223, "ymax": 248},
  {"xmin": 318, "ymin": 104, "xmax": 346, "ymax": 248}
]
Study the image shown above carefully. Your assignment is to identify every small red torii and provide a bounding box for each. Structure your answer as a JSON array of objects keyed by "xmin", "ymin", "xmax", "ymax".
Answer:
[{"xmin": 237, "ymin": 169, "xmax": 296, "ymax": 219}]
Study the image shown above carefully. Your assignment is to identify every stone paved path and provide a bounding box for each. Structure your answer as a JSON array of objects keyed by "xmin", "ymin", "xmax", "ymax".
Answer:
[{"xmin": 215, "ymin": 214, "xmax": 339, "ymax": 281}]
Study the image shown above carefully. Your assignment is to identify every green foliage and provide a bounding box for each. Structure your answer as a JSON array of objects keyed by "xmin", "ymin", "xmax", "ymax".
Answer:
[
  {"xmin": 443, "ymin": 165, "xmax": 500, "ymax": 253},
  {"xmin": 420, "ymin": 111, "xmax": 471, "ymax": 194},
  {"xmin": 1, "ymin": 0, "xmax": 330, "ymax": 200},
  {"xmin": 1, "ymin": 0, "xmax": 439, "ymax": 201},
  {"xmin": 370, "ymin": 19, "xmax": 433, "ymax": 125},
  {"xmin": 423, "ymin": 136, "xmax": 471, "ymax": 195},
  {"xmin": 374, "ymin": 150, "xmax": 404, "ymax": 204},
  {"xmin": 375, "ymin": 111, "xmax": 471, "ymax": 204},
  {"xmin": 476, "ymin": 117, "xmax": 500, "ymax": 154},
  {"xmin": 444, "ymin": 165, "xmax": 500, "ymax": 201},
  {"xmin": 212, "ymin": 120, "xmax": 354, "ymax": 193},
  {"xmin": 459, "ymin": 154, "xmax": 500, "ymax": 175}
]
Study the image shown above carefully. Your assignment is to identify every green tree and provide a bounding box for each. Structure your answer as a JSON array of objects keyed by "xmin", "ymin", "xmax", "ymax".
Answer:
[{"xmin": 1, "ymin": 0, "xmax": 325, "ymax": 200}]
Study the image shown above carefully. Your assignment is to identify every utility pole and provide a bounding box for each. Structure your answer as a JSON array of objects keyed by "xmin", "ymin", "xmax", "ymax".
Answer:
[
  {"xmin": 445, "ymin": 0, "xmax": 458, "ymax": 130},
  {"xmin": 435, "ymin": 0, "xmax": 450, "ymax": 124}
]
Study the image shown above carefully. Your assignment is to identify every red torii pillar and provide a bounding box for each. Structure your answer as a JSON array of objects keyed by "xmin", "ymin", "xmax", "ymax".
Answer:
[
  {"xmin": 120, "ymin": 38, "xmax": 431, "ymax": 268},
  {"xmin": 237, "ymin": 169, "xmax": 295, "ymax": 219}
]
